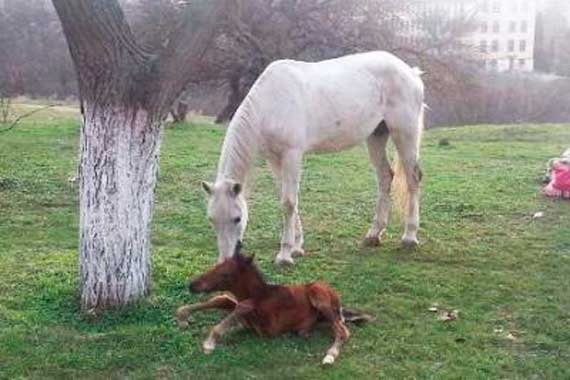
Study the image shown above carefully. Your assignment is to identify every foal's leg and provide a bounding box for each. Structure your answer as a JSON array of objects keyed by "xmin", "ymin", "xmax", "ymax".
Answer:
[
  {"xmin": 269, "ymin": 157, "xmax": 305, "ymax": 258},
  {"xmin": 175, "ymin": 293, "xmax": 238, "ymax": 329},
  {"xmin": 322, "ymin": 319, "xmax": 350, "ymax": 365},
  {"xmin": 364, "ymin": 125, "xmax": 393, "ymax": 246},
  {"xmin": 308, "ymin": 284, "xmax": 350, "ymax": 365},
  {"xmin": 202, "ymin": 300, "xmax": 254, "ymax": 354},
  {"xmin": 387, "ymin": 106, "xmax": 423, "ymax": 247},
  {"xmin": 275, "ymin": 150, "xmax": 304, "ymax": 265}
]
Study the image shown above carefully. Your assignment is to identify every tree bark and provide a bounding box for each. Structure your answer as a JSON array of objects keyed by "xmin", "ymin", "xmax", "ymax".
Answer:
[
  {"xmin": 52, "ymin": 0, "xmax": 229, "ymax": 312},
  {"xmin": 79, "ymin": 106, "xmax": 162, "ymax": 310}
]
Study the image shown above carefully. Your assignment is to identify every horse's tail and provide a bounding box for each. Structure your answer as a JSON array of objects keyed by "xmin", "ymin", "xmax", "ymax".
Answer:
[
  {"xmin": 392, "ymin": 103, "xmax": 425, "ymax": 220},
  {"xmin": 341, "ymin": 308, "xmax": 376, "ymax": 324}
]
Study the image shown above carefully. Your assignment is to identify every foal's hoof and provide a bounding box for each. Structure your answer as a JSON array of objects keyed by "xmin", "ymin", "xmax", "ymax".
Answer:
[
  {"xmin": 322, "ymin": 354, "xmax": 335, "ymax": 365},
  {"xmin": 175, "ymin": 306, "xmax": 193, "ymax": 329},
  {"xmin": 401, "ymin": 238, "xmax": 419, "ymax": 249},
  {"xmin": 363, "ymin": 236, "xmax": 381, "ymax": 247},
  {"xmin": 176, "ymin": 319, "xmax": 189, "ymax": 330},
  {"xmin": 202, "ymin": 341, "xmax": 215, "ymax": 355},
  {"xmin": 275, "ymin": 256, "xmax": 295, "ymax": 266}
]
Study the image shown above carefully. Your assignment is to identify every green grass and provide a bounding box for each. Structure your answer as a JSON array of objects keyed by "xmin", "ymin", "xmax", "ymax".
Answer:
[{"xmin": 1, "ymin": 117, "xmax": 569, "ymax": 379}]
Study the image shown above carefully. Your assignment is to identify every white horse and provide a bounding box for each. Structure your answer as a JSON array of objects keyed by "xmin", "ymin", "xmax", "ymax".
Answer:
[{"xmin": 202, "ymin": 51, "xmax": 425, "ymax": 265}]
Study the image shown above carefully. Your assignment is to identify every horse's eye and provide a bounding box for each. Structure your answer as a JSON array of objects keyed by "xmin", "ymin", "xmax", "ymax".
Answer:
[{"xmin": 233, "ymin": 217, "xmax": 241, "ymax": 224}]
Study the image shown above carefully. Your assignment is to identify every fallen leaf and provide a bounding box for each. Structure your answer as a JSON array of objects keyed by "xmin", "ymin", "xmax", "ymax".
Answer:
[
  {"xmin": 506, "ymin": 332, "xmax": 518, "ymax": 341},
  {"xmin": 533, "ymin": 211, "xmax": 544, "ymax": 219},
  {"xmin": 438, "ymin": 310, "xmax": 458, "ymax": 322}
]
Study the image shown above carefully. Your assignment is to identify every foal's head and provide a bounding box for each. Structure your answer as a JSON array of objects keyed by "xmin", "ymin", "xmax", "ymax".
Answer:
[
  {"xmin": 189, "ymin": 244, "xmax": 257, "ymax": 294},
  {"xmin": 202, "ymin": 179, "xmax": 248, "ymax": 263}
]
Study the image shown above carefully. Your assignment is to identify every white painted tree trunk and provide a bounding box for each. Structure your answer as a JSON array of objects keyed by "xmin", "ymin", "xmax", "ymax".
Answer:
[{"xmin": 79, "ymin": 105, "xmax": 163, "ymax": 311}]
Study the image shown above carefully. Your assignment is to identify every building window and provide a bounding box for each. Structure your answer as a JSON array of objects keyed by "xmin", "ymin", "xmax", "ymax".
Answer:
[
  {"xmin": 522, "ymin": 1, "xmax": 529, "ymax": 12},
  {"xmin": 480, "ymin": 40, "xmax": 488, "ymax": 53},
  {"xmin": 521, "ymin": 21, "xmax": 528, "ymax": 33},
  {"xmin": 492, "ymin": 1, "xmax": 500, "ymax": 13},
  {"xmin": 509, "ymin": 57, "xmax": 515, "ymax": 70},
  {"xmin": 481, "ymin": 21, "xmax": 488, "ymax": 33},
  {"xmin": 511, "ymin": 2, "xmax": 518, "ymax": 12},
  {"xmin": 493, "ymin": 21, "xmax": 500, "ymax": 33},
  {"xmin": 510, "ymin": 21, "xmax": 516, "ymax": 32},
  {"xmin": 492, "ymin": 40, "xmax": 499, "ymax": 52},
  {"xmin": 519, "ymin": 58, "xmax": 526, "ymax": 68},
  {"xmin": 481, "ymin": 0, "xmax": 489, "ymax": 13},
  {"xmin": 508, "ymin": 40, "xmax": 515, "ymax": 52},
  {"xmin": 520, "ymin": 40, "xmax": 526, "ymax": 52},
  {"xmin": 490, "ymin": 59, "xmax": 498, "ymax": 70}
]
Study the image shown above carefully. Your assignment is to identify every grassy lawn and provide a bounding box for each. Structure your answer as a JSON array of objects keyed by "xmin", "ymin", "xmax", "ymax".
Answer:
[{"xmin": 1, "ymin": 116, "xmax": 569, "ymax": 379}]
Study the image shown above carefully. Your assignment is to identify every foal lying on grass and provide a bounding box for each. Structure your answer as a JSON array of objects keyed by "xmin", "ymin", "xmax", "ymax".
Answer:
[{"xmin": 176, "ymin": 244, "xmax": 374, "ymax": 365}]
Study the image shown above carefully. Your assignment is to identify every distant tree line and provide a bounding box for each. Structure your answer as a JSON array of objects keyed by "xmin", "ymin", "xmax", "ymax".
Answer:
[
  {"xmin": 0, "ymin": 0, "xmax": 76, "ymax": 98},
  {"xmin": 0, "ymin": 0, "xmax": 569, "ymax": 126}
]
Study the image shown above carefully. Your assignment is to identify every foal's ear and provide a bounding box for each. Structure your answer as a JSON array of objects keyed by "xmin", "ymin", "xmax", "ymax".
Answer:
[
  {"xmin": 231, "ymin": 182, "xmax": 242, "ymax": 197},
  {"xmin": 201, "ymin": 181, "xmax": 213, "ymax": 195},
  {"xmin": 245, "ymin": 254, "xmax": 255, "ymax": 265}
]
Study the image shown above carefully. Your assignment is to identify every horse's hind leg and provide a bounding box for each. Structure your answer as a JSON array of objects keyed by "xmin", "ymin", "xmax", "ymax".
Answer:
[
  {"xmin": 386, "ymin": 105, "xmax": 423, "ymax": 247},
  {"xmin": 308, "ymin": 284, "xmax": 350, "ymax": 365},
  {"xmin": 175, "ymin": 294, "xmax": 238, "ymax": 329},
  {"xmin": 364, "ymin": 123, "xmax": 393, "ymax": 247}
]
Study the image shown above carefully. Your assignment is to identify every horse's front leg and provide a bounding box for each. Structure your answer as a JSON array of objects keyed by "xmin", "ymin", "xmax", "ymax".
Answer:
[
  {"xmin": 293, "ymin": 213, "xmax": 305, "ymax": 257},
  {"xmin": 275, "ymin": 150, "xmax": 304, "ymax": 266}
]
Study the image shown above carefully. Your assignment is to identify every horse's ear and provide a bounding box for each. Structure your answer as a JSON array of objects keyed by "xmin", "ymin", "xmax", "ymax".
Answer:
[
  {"xmin": 201, "ymin": 181, "xmax": 213, "ymax": 195},
  {"xmin": 231, "ymin": 182, "xmax": 242, "ymax": 197}
]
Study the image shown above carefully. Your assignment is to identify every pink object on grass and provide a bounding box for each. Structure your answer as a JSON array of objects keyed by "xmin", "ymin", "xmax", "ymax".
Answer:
[{"xmin": 542, "ymin": 161, "xmax": 570, "ymax": 199}]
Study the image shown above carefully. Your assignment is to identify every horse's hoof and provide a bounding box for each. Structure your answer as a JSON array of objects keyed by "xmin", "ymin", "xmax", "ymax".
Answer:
[
  {"xmin": 291, "ymin": 247, "xmax": 306, "ymax": 257},
  {"xmin": 275, "ymin": 256, "xmax": 295, "ymax": 266},
  {"xmin": 322, "ymin": 354, "xmax": 335, "ymax": 365},
  {"xmin": 401, "ymin": 238, "xmax": 419, "ymax": 249},
  {"xmin": 363, "ymin": 236, "xmax": 381, "ymax": 247}
]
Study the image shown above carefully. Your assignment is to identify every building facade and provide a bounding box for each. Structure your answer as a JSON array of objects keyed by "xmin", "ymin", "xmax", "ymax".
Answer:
[
  {"xmin": 473, "ymin": 0, "xmax": 537, "ymax": 72},
  {"xmin": 405, "ymin": 0, "xmax": 537, "ymax": 72}
]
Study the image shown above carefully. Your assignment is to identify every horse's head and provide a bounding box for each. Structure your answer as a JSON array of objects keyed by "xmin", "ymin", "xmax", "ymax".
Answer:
[
  {"xmin": 189, "ymin": 243, "xmax": 255, "ymax": 293},
  {"xmin": 202, "ymin": 179, "xmax": 248, "ymax": 262}
]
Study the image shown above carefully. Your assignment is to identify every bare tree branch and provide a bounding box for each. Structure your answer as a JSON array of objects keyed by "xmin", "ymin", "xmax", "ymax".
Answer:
[{"xmin": 0, "ymin": 105, "xmax": 56, "ymax": 135}]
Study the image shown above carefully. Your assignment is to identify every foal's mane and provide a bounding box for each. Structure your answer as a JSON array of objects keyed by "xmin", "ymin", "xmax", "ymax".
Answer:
[{"xmin": 233, "ymin": 242, "xmax": 267, "ymax": 287}]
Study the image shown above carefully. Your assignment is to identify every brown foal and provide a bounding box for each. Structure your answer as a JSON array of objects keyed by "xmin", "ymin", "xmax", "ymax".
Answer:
[{"xmin": 176, "ymin": 244, "xmax": 373, "ymax": 365}]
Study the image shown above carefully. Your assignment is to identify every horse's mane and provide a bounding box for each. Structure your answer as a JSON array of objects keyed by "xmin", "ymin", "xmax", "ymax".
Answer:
[{"xmin": 216, "ymin": 98, "xmax": 259, "ymax": 184}]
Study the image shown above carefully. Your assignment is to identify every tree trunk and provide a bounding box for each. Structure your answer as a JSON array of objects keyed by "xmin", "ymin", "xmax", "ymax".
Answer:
[
  {"xmin": 79, "ymin": 105, "xmax": 162, "ymax": 310},
  {"xmin": 215, "ymin": 76, "xmax": 242, "ymax": 124},
  {"xmin": 170, "ymin": 100, "xmax": 189, "ymax": 124},
  {"xmin": 52, "ymin": 0, "xmax": 230, "ymax": 312}
]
